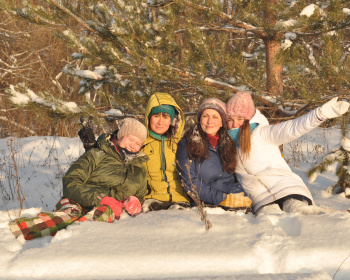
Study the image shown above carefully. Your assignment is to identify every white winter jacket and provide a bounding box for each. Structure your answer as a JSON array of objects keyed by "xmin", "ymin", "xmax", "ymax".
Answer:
[{"xmin": 234, "ymin": 109, "xmax": 323, "ymax": 213}]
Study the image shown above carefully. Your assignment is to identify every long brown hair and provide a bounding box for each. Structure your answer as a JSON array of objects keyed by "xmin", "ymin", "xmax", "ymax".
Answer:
[
  {"xmin": 184, "ymin": 123, "xmax": 237, "ymax": 174},
  {"xmin": 238, "ymin": 120, "xmax": 252, "ymax": 160}
]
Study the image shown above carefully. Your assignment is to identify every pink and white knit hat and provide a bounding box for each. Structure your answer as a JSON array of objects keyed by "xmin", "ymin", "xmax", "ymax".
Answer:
[
  {"xmin": 226, "ymin": 91, "xmax": 255, "ymax": 120},
  {"xmin": 197, "ymin": 98, "xmax": 227, "ymax": 123}
]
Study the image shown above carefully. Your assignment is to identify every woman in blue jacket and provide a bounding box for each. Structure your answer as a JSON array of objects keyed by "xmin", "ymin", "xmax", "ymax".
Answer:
[{"xmin": 176, "ymin": 98, "xmax": 252, "ymax": 211}]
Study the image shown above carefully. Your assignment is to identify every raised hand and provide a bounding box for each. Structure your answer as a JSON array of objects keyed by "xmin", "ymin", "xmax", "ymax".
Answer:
[{"xmin": 78, "ymin": 116, "xmax": 96, "ymax": 151}]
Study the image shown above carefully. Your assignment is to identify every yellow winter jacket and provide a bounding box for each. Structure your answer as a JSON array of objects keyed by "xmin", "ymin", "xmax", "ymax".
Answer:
[{"xmin": 142, "ymin": 92, "xmax": 189, "ymax": 203}]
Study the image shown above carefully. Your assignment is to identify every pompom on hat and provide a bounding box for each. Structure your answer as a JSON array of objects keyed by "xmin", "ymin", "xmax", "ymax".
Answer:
[
  {"xmin": 117, "ymin": 118, "xmax": 147, "ymax": 143},
  {"xmin": 197, "ymin": 98, "xmax": 227, "ymax": 123},
  {"xmin": 226, "ymin": 91, "xmax": 256, "ymax": 121}
]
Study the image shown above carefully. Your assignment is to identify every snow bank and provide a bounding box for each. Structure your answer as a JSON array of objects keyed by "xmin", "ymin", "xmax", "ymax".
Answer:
[{"xmin": 1, "ymin": 128, "xmax": 350, "ymax": 279}]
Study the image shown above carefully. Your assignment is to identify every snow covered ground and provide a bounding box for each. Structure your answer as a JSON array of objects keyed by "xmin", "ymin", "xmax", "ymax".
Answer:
[{"xmin": 1, "ymin": 127, "xmax": 350, "ymax": 280}]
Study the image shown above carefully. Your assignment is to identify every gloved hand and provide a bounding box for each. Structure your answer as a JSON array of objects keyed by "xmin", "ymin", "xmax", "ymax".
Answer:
[
  {"xmin": 211, "ymin": 177, "xmax": 243, "ymax": 194},
  {"xmin": 317, "ymin": 97, "xmax": 350, "ymax": 120},
  {"xmin": 78, "ymin": 116, "xmax": 96, "ymax": 151},
  {"xmin": 220, "ymin": 192, "xmax": 252, "ymax": 208},
  {"xmin": 123, "ymin": 196, "xmax": 142, "ymax": 216},
  {"xmin": 100, "ymin": 196, "xmax": 124, "ymax": 219}
]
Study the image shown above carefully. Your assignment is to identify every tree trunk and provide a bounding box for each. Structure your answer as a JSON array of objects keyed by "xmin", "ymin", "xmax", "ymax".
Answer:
[
  {"xmin": 265, "ymin": 38, "xmax": 283, "ymax": 96},
  {"xmin": 264, "ymin": 0, "xmax": 283, "ymax": 96}
]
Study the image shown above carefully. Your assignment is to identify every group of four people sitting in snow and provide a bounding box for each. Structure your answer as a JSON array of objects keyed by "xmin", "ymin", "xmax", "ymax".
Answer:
[{"xmin": 9, "ymin": 91, "xmax": 350, "ymax": 240}]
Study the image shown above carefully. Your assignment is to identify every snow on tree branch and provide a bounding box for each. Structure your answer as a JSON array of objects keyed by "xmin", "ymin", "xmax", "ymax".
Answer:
[
  {"xmin": 7, "ymin": 85, "xmax": 81, "ymax": 114},
  {"xmin": 300, "ymin": 4, "xmax": 325, "ymax": 18}
]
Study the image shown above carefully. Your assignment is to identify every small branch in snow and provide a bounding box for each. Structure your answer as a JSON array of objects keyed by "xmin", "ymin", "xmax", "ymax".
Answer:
[
  {"xmin": 332, "ymin": 253, "xmax": 350, "ymax": 280},
  {"xmin": 177, "ymin": 161, "xmax": 212, "ymax": 231}
]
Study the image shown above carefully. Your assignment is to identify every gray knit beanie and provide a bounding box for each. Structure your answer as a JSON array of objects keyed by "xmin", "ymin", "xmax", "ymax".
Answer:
[
  {"xmin": 117, "ymin": 118, "xmax": 147, "ymax": 143},
  {"xmin": 197, "ymin": 98, "xmax": 227, "ymax": 123}
]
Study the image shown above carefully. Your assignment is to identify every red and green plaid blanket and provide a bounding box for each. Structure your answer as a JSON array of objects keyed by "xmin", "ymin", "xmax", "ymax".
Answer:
[{"xmin": 9, "ymin": 198, "xmax": 115, "ymax": 240}]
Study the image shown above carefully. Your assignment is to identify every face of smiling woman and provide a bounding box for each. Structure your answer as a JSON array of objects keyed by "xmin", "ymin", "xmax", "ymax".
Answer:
[
  {"xmin": 149, "ymin": 113, "xmax": 171, "ymax": 135},
  {"xmin": 200, "ymin": 109, "xmax": 222, "ymax": 136},
  {"xmin": 226, "ymin": 116, "xmax": 245, "ymax": 129},
  {"xmin": 118, "ymin": 135, "xmax": 143, "ymax": 153}
]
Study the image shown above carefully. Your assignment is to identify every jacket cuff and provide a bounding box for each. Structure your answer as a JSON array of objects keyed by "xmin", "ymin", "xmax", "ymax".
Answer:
[{"xmin": 315, "ymin": 108, "xmax": 325, "ymax": 122}]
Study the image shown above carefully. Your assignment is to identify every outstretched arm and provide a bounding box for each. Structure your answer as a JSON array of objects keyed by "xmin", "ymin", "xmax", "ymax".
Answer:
[{"xmin": 259, "ymin": 98, "xmax": 350, "ymax": 146}]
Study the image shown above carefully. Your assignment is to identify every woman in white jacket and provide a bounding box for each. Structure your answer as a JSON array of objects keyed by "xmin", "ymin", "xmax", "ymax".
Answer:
[{"xmin": 226, "ymin": 91, "xmax": 350, "ymax": 215}]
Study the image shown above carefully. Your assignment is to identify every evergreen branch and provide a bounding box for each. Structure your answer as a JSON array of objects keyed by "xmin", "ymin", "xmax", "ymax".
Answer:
[
  {"xmin": 48, "ymin": 0, "xmax": 94, "ymax": 32},
  {"xmin": 307, "ymin": 149, "xmax": 345, "ymax": 180},
  {"xmin": 200, "ymin": 32, "xmax": 216, "ymax": 75},
  {"xmin": 175, "ymin": 0, "xmax": 266, "ymax": 37},
  {"xmin": 174, "ymin": 26, "xmax": 254, "ymax": 35},
  {"xmin": 161, "ymin": 64, "xmax": 239, "ymax": 91},
  {"xmin": 295, "ymin": 22, "xmax": 350, "ymax": 38}
]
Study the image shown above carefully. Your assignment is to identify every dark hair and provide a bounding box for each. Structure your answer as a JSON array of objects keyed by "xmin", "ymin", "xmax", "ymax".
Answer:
[{"xmin": 184, "ymin": 123, "xmax": 237, "ymax": 174}]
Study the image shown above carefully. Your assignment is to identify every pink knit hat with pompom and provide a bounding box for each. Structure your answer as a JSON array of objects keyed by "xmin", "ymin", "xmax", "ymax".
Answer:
[{"xmin": 226, "ymin": 91, "xmax": 255, "ymax": 120}]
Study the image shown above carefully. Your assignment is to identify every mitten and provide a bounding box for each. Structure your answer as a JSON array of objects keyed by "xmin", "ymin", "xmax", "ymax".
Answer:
[
  {"xmin": 220, "ymin": 192, "xmax": 252, "ymax": 208},
  {"xmin": 123, "ymin": 196, "xmax": 142, "ymax": 216},
  {"xmin": 78, "ymin": 116, "xmax": 96, "ymax": 151},
  {"xmin": 317, "ymin": 97, "xmax": 350, "ymax": 120},
  {"xmin": 224, "ymin": 181, "xmax": 244, "ymax": 194},
  {"xmin": 100, "ymin": 196, "xmax": 124, "ymax": 219},
  {"xmin": 211, "ymin": 177, "xmax": 243, "ymax": 194}
]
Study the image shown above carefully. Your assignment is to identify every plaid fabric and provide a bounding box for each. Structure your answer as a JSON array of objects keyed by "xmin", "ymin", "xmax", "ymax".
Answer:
[
  {"xmin": 55, "ymin": 198, "xmax": 85, "ymax": 217},
  {"xmin": 9, "ymin": 198, "xmax": 115, "ymax": 240},
  {"xmin": 79, "ymin": 205, "xmax": 115, "ymax": 223},
  {"xmin": 9, "ymin": 211, "xmax": 79, "ymax": 240}
]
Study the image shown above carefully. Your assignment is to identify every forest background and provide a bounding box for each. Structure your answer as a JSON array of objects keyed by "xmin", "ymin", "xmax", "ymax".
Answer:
[
  {"xmin": 0, "ymin": 0, "xmax": 349, "ymax": 139},
  {"xmin": 1, "ymin": 5, "xmax": 350, "ymax": 279}
]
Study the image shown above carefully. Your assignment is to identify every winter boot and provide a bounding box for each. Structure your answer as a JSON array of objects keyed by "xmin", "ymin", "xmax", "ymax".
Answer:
[
  {"xmin": 255, "ymin": 203, "xmax": 284, "ymax": 216},
  {"xmin": 282, "ymin": 198, "xmax": 338, "ymax": 215}
]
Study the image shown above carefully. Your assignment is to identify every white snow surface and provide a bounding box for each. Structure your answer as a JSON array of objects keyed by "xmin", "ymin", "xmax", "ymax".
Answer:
[
  {"xmin": 300, "ymin": 4, "xmax": 319, "ymax": 17},
  {"xmin": 341, "ymin": 137, "xmax": 350, "ymax": 151},
  {"xmin": 1, "ymin": 128, "xmax": 350, "ymax": 280}
]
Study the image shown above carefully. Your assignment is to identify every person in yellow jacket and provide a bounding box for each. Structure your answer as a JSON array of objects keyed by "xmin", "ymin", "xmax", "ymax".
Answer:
[
  {"xmin": 142, "ymin": 92, "xmax": 190, "ymax": 211},
  {"xmin": 78, "ymin": 92, "xmax": 190, "ymax": 211}
]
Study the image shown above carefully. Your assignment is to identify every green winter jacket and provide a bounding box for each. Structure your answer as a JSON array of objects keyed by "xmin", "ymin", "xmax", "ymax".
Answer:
[
  {"xmin": 63, "ymin": 133, "xmax": 149, "ymax": 208},
  {"xmin": 143, "ymin": 92, "xmax": 189, "ymax": 203}
]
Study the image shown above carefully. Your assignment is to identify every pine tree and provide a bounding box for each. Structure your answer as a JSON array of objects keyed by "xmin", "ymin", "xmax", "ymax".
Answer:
[
  {"xmin": 1, "ymin": 0, "xmax": 349, "ymax": 129},
  {"xmin": 307, "ymin": 114, "xmax": 350, "ymax": 197}
]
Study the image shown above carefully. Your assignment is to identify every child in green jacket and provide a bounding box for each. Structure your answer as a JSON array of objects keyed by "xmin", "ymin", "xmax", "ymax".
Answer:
[{"xmin": 9, "ymin": 118, "xmax": 149, "ymax": 240}]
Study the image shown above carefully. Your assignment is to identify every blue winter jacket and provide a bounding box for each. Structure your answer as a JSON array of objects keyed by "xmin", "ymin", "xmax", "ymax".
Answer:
[{"xmin": 176, "ymin": 137, "xmax": 244, "ymax": 206}]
